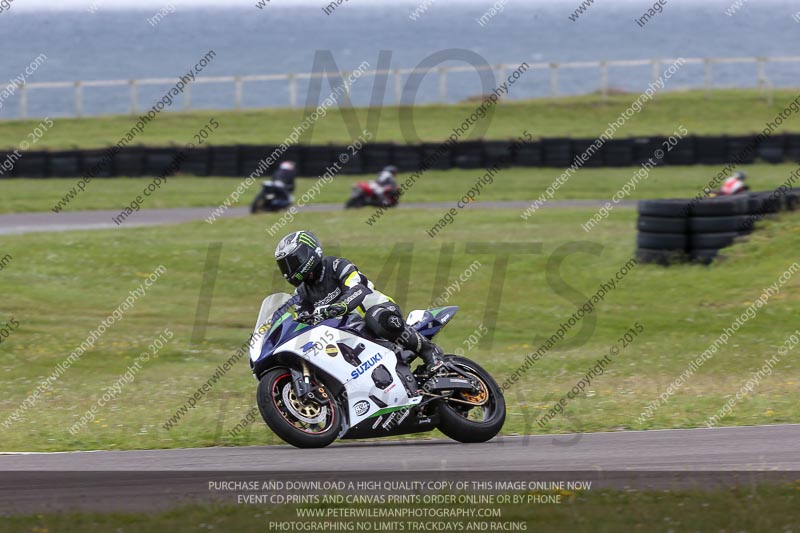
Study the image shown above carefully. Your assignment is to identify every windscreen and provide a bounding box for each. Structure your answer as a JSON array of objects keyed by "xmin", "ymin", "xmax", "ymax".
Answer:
[{"xmin": 250, "ymin": 292, "xmax": 292, "ymax": 361}]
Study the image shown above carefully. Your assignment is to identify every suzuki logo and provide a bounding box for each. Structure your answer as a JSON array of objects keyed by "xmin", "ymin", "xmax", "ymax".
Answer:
[{"xmin": 350, "ymin": 354, "xmax": 383, "ymax": 380}]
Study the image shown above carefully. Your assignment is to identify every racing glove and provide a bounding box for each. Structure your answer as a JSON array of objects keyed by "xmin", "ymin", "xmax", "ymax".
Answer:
[{"xmin": 316, "ymin": 302, "xmax": 348, "ymax": 319}]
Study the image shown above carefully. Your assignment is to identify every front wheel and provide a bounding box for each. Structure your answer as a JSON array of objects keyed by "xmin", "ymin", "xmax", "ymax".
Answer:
[
  {"xmin": 250, "ymin": 194, "xmax": 267, "ymax": 214},
  {"xmin": 436, "ymin": 355, "xmax": 505, "ymax": 443},
  {"xmin": 256, "ymin": 368, "xmax": 341, "ymax": 448},
  {"xmin": 345, "ymin": 194, "xmax": 366, "ymax": 208}
]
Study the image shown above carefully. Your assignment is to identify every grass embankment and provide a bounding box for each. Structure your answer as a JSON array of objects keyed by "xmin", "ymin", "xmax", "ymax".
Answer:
[
  {"xmin": 0, "ymin": 205, "xmax": 798, "ymax": 452},
  {"xmin": 1, "ymin": 162, "xmax": 798, "ymax": 214},
  {"xmin": 0, "ymin": 89, "xmax": 796, "ymax": 150}
]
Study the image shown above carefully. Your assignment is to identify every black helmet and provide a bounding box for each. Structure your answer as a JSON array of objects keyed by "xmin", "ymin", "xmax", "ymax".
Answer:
[
  {"xmin": 382, "ymin": 165, "xmax": 398, "ymax": 176},
  {"xmin": 275, "ymin": 231, "xmax": 322, "ymax": 287},
  {"xmin": 733, "ymin": 171, "xmax": 746, "ymax": 181}
]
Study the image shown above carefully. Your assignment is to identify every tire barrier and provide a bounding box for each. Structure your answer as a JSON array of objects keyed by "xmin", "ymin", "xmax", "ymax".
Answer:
[
  {"xmin": 759, "ymin": 136, "xmax": 786, "ymax": 164},
  {"xmin": 392, "ymin": 144, "xmax": 422, "ymax": 172},
  {"xmin": 362, "ymin": 143, "xmax": 392, "ymax": 174},
  {"xmin": 484, "ymin": 141, "xmax": 513, "ymax": 168},
  {"xmin": 604, "ymin": 139, "xmax": 635, "ymax": 167},
  {"xmin": 421, "ymin": 143, "xmax": 452, "ymax": 170},
  {"xmin": 664, "ymin": 135, "xmax": 695, "ymax": 165},
  {"xmin": 542, "ymin": 138, "xmax": 572, "ymax": 168},
  {"xmin": 14, "ymin": 153, "xmax": 48, "ymax": 178},
  {"xmin": 636, "ymin": 191, "xmax": 795, "ymax": 266},
  {"xmin": 113, "ymin": 148, "xmax": 145, "ymax": 177},
  {"xmin": 182, "ymin": 148, "xmax": 211, "ymax": 177},
  {"xmin": 694, "ymin": 136, "xmax": 726, "ymax": 165},
  {"xmin": 452, "ymin": 141, "xmax": 484, "ymax": 169},
  {"xmin": 785, "ymin": 134, "xmax": 800, "ymax": 162},
  {"xmin": 208, "ymin": 146, "xmax": 240, "ymax": 177},
  {"xmin": 636, "ymin": 199, "xmax": 692, "ymax": 265},
  {"xmin": 301, "ymin": 145, "xmax": 334, "ymax": 176},
  {"xmin": 726, "ymin": 136, "xmax": 758, "ymax": 165},
  {"xmin": 2, "ymin": 132, "xmax": 800, "ymax": 179},
  {"xmin": 143, "ymin": 148, "xmax": 181, "ymax": 177},
  {"xmin": 78, "ymin": 149, "xmax": 115, "ymax": 178},
  {"xmin": 571, "ymin": 139, "xmax": 604, "ymax": 168},
  {"xmin": 515, "ymin": 141, "xmax": 543, "ymax": 166},
  {"xmin": 49, "ymin": 151, "xmax": 81, "ymax": 177},
  {"xmin": 633, "ymin": 137, "xmax": 664, "ymax": 165}
]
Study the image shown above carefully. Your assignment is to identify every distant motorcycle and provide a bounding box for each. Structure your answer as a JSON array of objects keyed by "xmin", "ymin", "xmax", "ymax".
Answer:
[
  {"xmin": 251, "ymin": 180, "xmax": 292, "ymax": 213},
  {"xmin": 249, "ymin": 293, "xmax": 506, "ymax": 448},
  {"xmin": 345, "ymin": 181, "xmax": 399, "ymax": 209}
]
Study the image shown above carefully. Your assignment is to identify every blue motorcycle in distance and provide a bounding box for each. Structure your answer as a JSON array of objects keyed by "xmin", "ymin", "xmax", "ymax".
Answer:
[
  {"xmin": 248, "ymin": 293, "xmax": 506, "ymax": 448},
  {"xmin": 250, "ymin": 180, "xmax": 292, "ymax": 213}
]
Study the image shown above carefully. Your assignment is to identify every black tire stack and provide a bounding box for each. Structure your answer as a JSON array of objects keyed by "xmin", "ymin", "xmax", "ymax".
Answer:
[
  {"xmin": 636, "ymin": 190, "xmax": 795, "ymax": 266},
  {"xmin": 688, "ymin": 195, "xmax": 750, "ymax": 265},
  {"xmin": 636, "ymin": 199, "xmax": 691, "ymax": 265}
]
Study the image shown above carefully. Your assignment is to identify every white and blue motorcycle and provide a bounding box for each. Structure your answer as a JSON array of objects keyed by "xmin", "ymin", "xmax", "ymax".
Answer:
[{"xmin": 249, "ymin": 293, "xmax": 506, "ymax": 448}]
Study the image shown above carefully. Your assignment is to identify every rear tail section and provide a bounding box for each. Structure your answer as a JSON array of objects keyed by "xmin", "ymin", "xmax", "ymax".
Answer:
[{"xmin": 406, "ymin": 306, "xmax": 458, "ymax": 339}]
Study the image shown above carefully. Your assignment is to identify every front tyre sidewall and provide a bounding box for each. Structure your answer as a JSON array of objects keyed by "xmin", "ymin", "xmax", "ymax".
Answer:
[
  {"xmin": 250, "ymin": 194, "xmax": 266, "ymax": 214},
  {"xmin": 436, "ymin": 355, "xmax": 506, "ymax": 443},
  {"xmin": 256, "ymin": 368, "xmax": 341, "ymax": 448},
  {"xmin": 345, "ymin": 194, "xmax": 366, "ymax": 208}
]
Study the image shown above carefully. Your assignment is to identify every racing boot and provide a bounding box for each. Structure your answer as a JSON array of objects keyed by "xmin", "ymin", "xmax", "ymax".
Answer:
[{"xmin": 398, "ymin": 326, "xmax": 444, "ymax": 374}]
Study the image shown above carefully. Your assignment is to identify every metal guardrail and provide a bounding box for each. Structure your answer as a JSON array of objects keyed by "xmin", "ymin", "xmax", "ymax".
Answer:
[{"xmin": 9, "ymin": 55, "xmax": 799, "ymax": 119}]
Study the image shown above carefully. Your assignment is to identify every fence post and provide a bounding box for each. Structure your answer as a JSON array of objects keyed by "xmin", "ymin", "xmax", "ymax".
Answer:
[
  {"xmin": 74, "ymin": 81, "xmax": 83, "ymax": 117},
  {"xmin": 342, "ymin": 71, "xmax": 352, "ymax": 103},
  {"xmin": 549, "ymin": 63, "xmax": 558, "ymax": 98},
  {"xmin": 438, "ymin": 67, "xmax": 447, "ymax": 103},
  {"xmin": 184, "ymin": 83, "xmax": 192, "ymax": 111},
  {"xmin": 394, "ymin": 69, "xmax": 402, "ymax": 104},
  {"xmin": 129, "ymin": 79, "xmax": 137, "ymax": 115},
  {"xmin": 234, "ymin": 76, "xmax": 243, "ymax": 110},
  {"xmin": 600, "ymin": 61, "xmax": 608, "ymax": 102},
  {"xmin": 651, "ymin": 59, "xmax": 660, "ymax": 85},
  {"xmin": 704, "ymin": 58, "xmax": 713, "ymax": 99},
  {"xmin": 288, "ymin": 74, "xmax": 297, "ymax": 108},
  {"xmin": 18, "ymin": 84, "xmax": 27, "ymax": 119},
  {"xmin": 757, "ymin": 57, "xmax": 768, "ymax": 102}
]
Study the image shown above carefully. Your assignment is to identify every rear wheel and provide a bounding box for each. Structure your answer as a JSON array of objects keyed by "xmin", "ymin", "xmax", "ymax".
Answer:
[
  {"xmin": 256, "ymin": 368, "xmax": 340, "ymax": 448},
  {"xmin": 436, "ymin": 356, "xmax": 505, "ymax": 443}
]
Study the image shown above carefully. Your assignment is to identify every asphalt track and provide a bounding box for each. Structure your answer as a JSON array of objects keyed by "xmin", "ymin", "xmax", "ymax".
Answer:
[
  {"xmin": 3, "ymin": 424, "xmax": 799, "ymax": 471},
  {"xmin": 1, "ymin": 425, "xmax": 799, "ymax": 514},
  {"xmin": 0, "ymin": 200, "xmax": 636, "ymax": 235}
]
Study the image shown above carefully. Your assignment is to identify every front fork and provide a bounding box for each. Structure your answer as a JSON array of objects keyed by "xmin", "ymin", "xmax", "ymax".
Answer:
[{"xmin": 291, "ymin": 361, "xmax": 331, "ymax": 405}]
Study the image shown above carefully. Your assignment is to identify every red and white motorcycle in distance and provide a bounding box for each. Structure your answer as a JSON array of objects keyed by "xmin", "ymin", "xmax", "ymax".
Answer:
[{"xmin": 344, "ymin": 181, "xmax": 399, "ymax": 209}]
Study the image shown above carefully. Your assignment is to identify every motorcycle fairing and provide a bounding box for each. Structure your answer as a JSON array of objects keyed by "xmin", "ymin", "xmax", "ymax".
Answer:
[
  {"xmin": 252, "ymin": 318, "xmax": 421, "ymax": 433},
  {"xmin": 406, "ymin": 306, "xmax": 458, "ymax": 339}
]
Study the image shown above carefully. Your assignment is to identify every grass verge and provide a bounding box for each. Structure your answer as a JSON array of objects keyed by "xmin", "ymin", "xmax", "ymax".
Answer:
[
  {"xmin": 0, "ymin": 89, "xmax": 797, "ymax": 150},
  {"xmin": 1, "ymin": 162, "xmax": 797, "ymax": 215}
]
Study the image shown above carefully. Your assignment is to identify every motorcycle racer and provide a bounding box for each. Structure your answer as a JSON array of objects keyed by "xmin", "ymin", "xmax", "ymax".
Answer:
[
  {"xmin": 268, "ymin": 230, "xmax": 443, "ymax": 371},
  {"xmin": 719, "ymin": 171, "xmax": 748, "ymax": 196},
  {"xmin": 374, "ymin": 168, "xmax": 400, "ymax": 206},
  {"xmin": 274, "ymin": 161, "xmax": 297, "ymax": 193}
]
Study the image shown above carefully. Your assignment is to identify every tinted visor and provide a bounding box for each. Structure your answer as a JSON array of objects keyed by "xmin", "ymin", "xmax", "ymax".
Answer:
[{"xmin": 277, "ymin": 254, "xmax": 304, "ymax": 286}]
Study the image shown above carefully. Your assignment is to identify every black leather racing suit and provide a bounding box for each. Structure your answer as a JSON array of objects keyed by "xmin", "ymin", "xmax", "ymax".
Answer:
[
  {"xmin": 269, "ymin": 256, "xmax": 440, "ymax": 364},
  {"xmin": 274, "ymin": 168, "xmax": 296, "ymax": 193}
]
